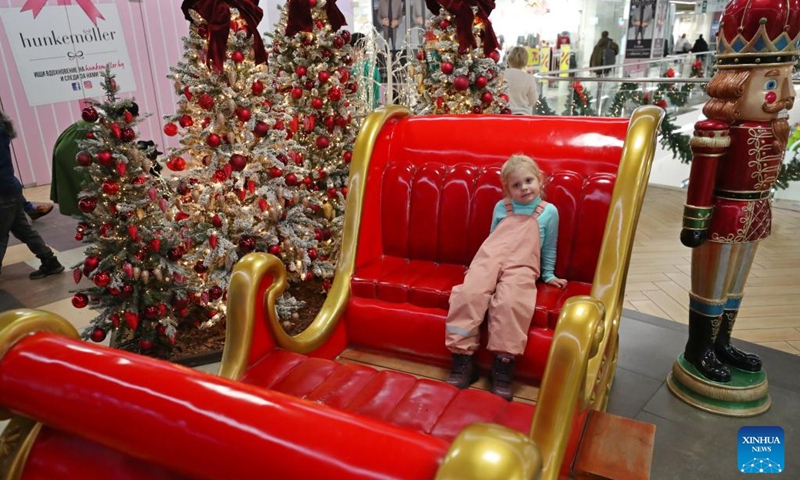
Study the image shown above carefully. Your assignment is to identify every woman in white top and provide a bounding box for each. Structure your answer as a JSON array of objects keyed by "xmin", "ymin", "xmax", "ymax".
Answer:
[{"xmin": 503, "ymin": 46, "xmax": 539, "ymax": 115}]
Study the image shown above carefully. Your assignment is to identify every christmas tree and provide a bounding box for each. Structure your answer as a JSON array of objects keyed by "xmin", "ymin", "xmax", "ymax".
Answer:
[
  {"xmin": 414, "ymin": 3, "xmax": 509, "ymax": 114},
  {"xmin": 71, "ymin": 67, "xmax": 190, "ymax": 354},
  {"xmin": 165, "ymin": 4, "xmax": 311, "ymax": 324},
  {"xmin": 266, "ymin": 0, "xmax": 367, "ymax": 321},
  {"xmin": 562, "ymin": 82, "xmax": 597, "ymax": 116}
]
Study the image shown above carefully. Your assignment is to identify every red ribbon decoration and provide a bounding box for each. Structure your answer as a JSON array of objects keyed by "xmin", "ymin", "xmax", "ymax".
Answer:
[
  {"xmin": 181, "ymin": 0, "xmax": 268, "ymax": 73},
  {"xmin": 425, "ymin": 0, "xmax": 499, "ymax": 56},
  {"xmin": 21, "ymin": 0, "xmax": 105, "ymax": 25},
  {"xmin": 285, "ymin": 0, "xmax": 347, "ymax": 37}
]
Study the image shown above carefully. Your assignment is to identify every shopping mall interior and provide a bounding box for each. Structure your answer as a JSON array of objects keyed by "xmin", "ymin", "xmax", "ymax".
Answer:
[{"xmin": 1, "ymin": 0, "xmax": 799, "ymax": 479}]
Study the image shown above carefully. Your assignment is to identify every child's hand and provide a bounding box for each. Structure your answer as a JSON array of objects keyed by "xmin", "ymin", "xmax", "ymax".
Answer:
[{"xmin": 547, "ymin": 277, "xmax": 567, "ymax": 289}]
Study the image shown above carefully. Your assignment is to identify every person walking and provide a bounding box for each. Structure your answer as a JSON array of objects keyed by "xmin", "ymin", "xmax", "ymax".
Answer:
[
  {"xmin": 0, "ymin": 110, "xmax": 64, "ymax": 279},
  {"xmin": 504, "ymin": 46, "xmax": 538, "ymax": 115},
  {"xmin": 589, "ymin": 31, "xmax": 618, "ymax": 76}
]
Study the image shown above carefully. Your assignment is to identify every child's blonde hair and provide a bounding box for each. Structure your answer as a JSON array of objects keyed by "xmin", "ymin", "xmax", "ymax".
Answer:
[{"xmin": 500, "ymin": 154, "xmax": 543, "ymax": 187}]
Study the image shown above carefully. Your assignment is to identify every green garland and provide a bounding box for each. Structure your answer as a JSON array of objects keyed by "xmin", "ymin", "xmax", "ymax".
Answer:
[
  {"xmin": 561, "ymin": 82, "xmax": 597, "ymax": 116},
  {"xmin": 535, "ymin": 92, "xmax": 555, "ymax": 115}
]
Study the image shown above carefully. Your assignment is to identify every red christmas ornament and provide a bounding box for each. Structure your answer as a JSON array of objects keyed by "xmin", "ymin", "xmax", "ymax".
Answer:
[
  {"xmin": 198, "ymin": 93, "xmax": 215, "ymax": 110},
  {"xmin": 78, "ymin": 197, "xmax": 97, "ymax": 213},
  {"xmin": 98, "ymin": 223, "xmax": 113, "ymax": 237},
  {"xmin": 236, "ymin": 108, "xmax": 251, "ymax": 122},
  {"xmin": 323, "ymin": 115, "xmax": 335, "ymax": 128},
  {"xmin": 440, "ymin": 62, "xmax": 454, "ymax": 74},
  {"xmin": 251, "ymin": 81, "xmax": 265, "ymax": 95},
  {"xmin": 318, "ymin": 71, "xmax": 330, "ymax": 83},
  {"xmin": 304, "ymin": 115, "xmax": 317, "ymax": 132},
  {"xmin": 163, "ymin": 123, "xmax": 178, "ymax": 136},
  {"xmin": 314, "ymin": 19, "xmax": 324, "ymax": 30},
  {"xmin": 296, "ymin": 66, "xmax": 308, "ymax": 77},
  {"xmin": 489, "ymin": 50, "xmax": 501, "ymax": 63},
  {"xmin": 167, "ymin": 247, "xmax": 184, "ymax": 261},
  {"xmin": 93, "ymin": 271, "xmax": 111, "ymax": 288},
  {"xmin": 269, "ymin": 167, "xmax": 283, "ymax": 178},
  {"xmin": 139, "ymin": 338, "xmax": 153, "ymax": 351},
  {"xmin": 338, "ymin": 68, "xmax": 350, "ymax": 83},
  {"xmin": 439, "ymin": 19, "xmax": 450, "ymax": 29},
  {"xmin": 209, "ymin": 286, "xmax": 224, "ymax": 301},
  {"xmin": 144, "ymin": 305, "xmax": 159, "ymax": 319},
  {"xmin": 333, "ymin": 36, "xmax": 345, "ymax": 48},
  {"xmin": 72, "ymin": 294, "xmax": 89, "ymax": 309},
  {"xmin": 194, "ymin": 261, "xmax": 208, "ymax": 273},
  {"xmin": 120, "ymin": 128, "xmax": 136, "ymax": 142},
  {"xmin": 253, "ymin": 121, "xmax": 270, "ymax": 137},
  {"xmin": 285, "ymin": 173, "xmax": 299, "ymax": 186},
  {"xmin": 149, "ymin": 238, "xmax": 161, "ymax": 252},
  {"xmin": 121, "ymin": 284, "xmax": 133, "ymax": 297},
  {"xmin": 316, "ymin": 136, "xmax": 330, "ymax": 149},
  {"xmin": 346, "ymin": 82, "xmax": 358, "ymax": 93},
  {"xmin": 665, "ymin": 68, "xmax": 675, "ymax": 78},
  {"xmin": 197, "ymin": 24, "xmax": 209, "ymax": 38},
  {"xmin": 90, "ymin": 328, "xmax": 107, "ymax": 342},
  {"xmin": 86, "ymin": 131, "xmax": 95, "ymax": 139},
  {"xmin": 209, "ymin": 234, "xmax": 218, "ymax": 248},
  {"xmin": 341, "ymin": 30, "xmax": 351, "ymax": 43},
  {"xmin": 101, "ymin": 180, "xmax": 119, "ymax": 195},
  {"xmin": 258, "ymin": 198, "xmax": 268, "ymax": 211},
  {"xmin": 343, "ymin": 151, "xmax": 352, "ymax": 163},
  {"xmin": 336, "ymin": 115, "xmax": 350, "ymax": 127},
  {"xmin": 115, "ymin": 162, "xmax": 127, "ymax": 176},
  {"xmin": 76, "ymin": 152, "xmax": 92, "ymax": 166},
  {"xmin": 231, "ymin": 50, "xmax": 245, "ymax": 63},
  {"xmin": 179, "ymin": 115, "xmax": 194, "ymax": 128},
  {"xmin": 239, "ymin": 236, "xmax": 256, "ymax": 252},
  {"xmin": 213, "ymin": 169, "xmax": 228, "ymax": 182},
  {"xmin": 123, "ymin": 312, "xmax": 139, "ymax": 330},
  {"xmin": 268, "ymin": 245, "xmax": 281, "ymax": 255},
  {"xmin": 201, "ymin": 117, "xmax": 211, "ymax": 129},
  {"xmin": 481, "ymin": 92, "xmax": 494, "ymax": 104},
  {"xmin": 472, "ymin": 106, "xmax": 483, "ymax": 114},
  {"xmin": 81, "ymin": 106, "xmax": 99, "ymax": 123},
  {"xmin": 211, "ymin": 214, "xmax": 223, "ymax": 228},
  {"xmin": 183, "ymin": 85, "xmax": 193, "ymax": 100},
  {"xmin": 291, "ymin": 87, "xmax": 303, "ymax": 99},
  {"xmin": 475, "ymin": 76, "xmax": 488, "ymax": 89},
  {"xmin": 229, "ymin": 154, "xmax": 248, "ymax": 171},
  {"xmin": 206, "ymin": 134, "xmax": 222, "ymax": 147},
  {"xmin": 309, "ymin": 0, "xmax": 317, "ymax": 6},
  {"xmin": 308, "ymin": 248, "xmax": 318, "ymax": 260},
  {"xmin": 311, "ymin": 97, "xmax": 324, "ymax": 109},
  {"xmin": 500, "ymin": 93, "xmax": 509, "ymax": 102},
  {"xmin": 97, "ymin": 150, "xmax": 113, "ymax": 166},
  {"xmin": 110, "ymin": 314, "xmax": 121, "ymax": 328},
  {"xmin": 168, "ymin": 157, "xmax": 187, "ymax": 171},
  {"xmin": 124, "ymin": 110, "xmax": 135, "ymax": 123},
  {"xmin": 453, "ymin": 76, "xmax": 470, "ymax": 91},
  {"xmin": 73, "ymin": 268, "xmax": 82, "ymax": 283},
  {"xmin": 328, "ymin": 87, "xmax": 342, "ymax": 101},
  {"xmin": 656, "ymin": 99, "xmax": 668, "ymax": 109},
  {"xmin": 127, "ymin": 225, "xmax": 138, "ymax": 241}
]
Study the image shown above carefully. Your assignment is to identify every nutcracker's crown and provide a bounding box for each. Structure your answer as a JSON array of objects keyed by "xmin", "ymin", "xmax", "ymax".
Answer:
[{"xmin": 716, "ymin": 0, "xmax": 800, "ymax": 67}]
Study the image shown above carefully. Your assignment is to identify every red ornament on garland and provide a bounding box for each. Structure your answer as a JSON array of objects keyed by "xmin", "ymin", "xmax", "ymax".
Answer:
[
  {"xmin": 316, "ymin": 136, "xmax": 330, "ymax": 150},
  {"xmin": 167, "ymin": 247, "xmax": 184, "ymax": 261},
  {"xmin": 338, "ymin": 68, "xmax": 350, "ymax": 83},
  {"xmin": 90, "ymin": 328, "xmax": 107, "ymax": 342},
  {"xmin": 78, "ymin": 197, "xmax": 97, "ymax": 213},
  {"xmin": 93, "ymin": 271, "xmax": 111, "ymax": 288},
  {"xmin": 268, "ymin": 245, "xmax": 281, "ymax": 255},
  {"xmin": 308, "ymin": 248, "xmax": 318, "ymax": 260},
  {"xmin": 439, "ymin": 19, "xmax": 450, "ymax": 29},
  {"xmin": 453, "ymin": 76, "xmax": 469, "ymax": 91},
  {"xmin": 144, "ymin": 305, "xmax": 159, "ymax": 319},
  {"xmin": 252, "ymin": 81, "xmax": 264, "ymax": 95},
  {"xmin": 179, "ymin": 115, "xmax": 194, "ymax": 128},
  {"xmin": 472, "ymin": 106, "xmax": 483, "ymax": 114},
  {"xmin": 198, "ymin": 93, "xmax": 215, "ymax": 110},
  {"xmin": 97, "ymin": 150, "xmax": 113, "ymax": 166},
  {"xmin": 211, "ymin": 214, "xmax": 223, "ymax": 227},
  {"xmin": 183, "ymin": 85, "xmax": 193, "ymax": 101},
  {"xmin": 239, "ymin": 236, "xmax": 256, "ymax": 252},
  {"xmin": 311, "ymin": 97, "xmax": 324, "ymax": 110},
  {"xmin": 475, "ymin": 76, "xmax": 488, "ymax": 89},
  {"xmin": 269, "ymin": 167, "xmax": 283, "ymax": 178},
  {"xmin": 318, "ymin": 71, "xmax": 330, "ymax": 83},
  {"xmin": 327, "ymin": 87, "xmax": 342, "ymax": 101},
  {"xmin": 229, "ymin": 154, "xmax": 248, "ymax": 171},
  {"xmin": 236, "ymin": 108, "xmax": 251, "ymax": 122},
  {"xmin": 76, "ymin": 152, "xmax": 92, "ymax": 166},
  {"xmin": 231, "ymin": 51, "xmax": 245, "ymax": 63},
  {"xmin": 163, "ymin": 123, "xmax": 178, "ymax": 136},
  {"xmin": 291, "ymin": 87, "xmax": 303, "ymax": 99},
  {"xmin": 84, "ymin": 256, "xmax": 99, "ymax": 273},
  {"xmin": 343, "ymin": 151, "xmax": 352, "ymax": 163},
  {"xmin": 81, "ymin": 106, "xmax": 99, "ymax": 123},
  {"xmin": 481, "ymin": 92, "xmax": 494, "ymax": 104},
  {"xmin": 120, "ymin": 128, "xmax": 136, "ymax": 142},
  {"xmin": 285, "ymin": 173, "xmax": 299, "ymax": 186},
  {"xmin": 72, "ymin": 294, "xmax": 89, "ymax": 309},
  {"xmin": 101, "ymin": 180, "xmax": 119, "ymax": 196},
  {"xmin": 139, "ymin": 338, "xmax": 153, "ymax": 351},
  {"xmin": 209, "ymin": 286, "xmax": 224, "ymax": 301},
  {"xmin": 296, "ymin": 66, "xmax": 307, "ymax": 77},
  {"xmin": 441, "ymin": 62, "xmax": 454, "ymax": 74},
  {"xmin": 333, "ymin": 36, "xmax": 345, "ymax": 48},
  {"xmin": 168, "ymin": 157, "xmax": 187, "ymax": 171},
  {"xmin": 206, "ymin": 134, "xmax": 222, "ymax": 147},
  {"xmin": 488, "ymin": 50, "xmax": 501, "ymax": 63},
  {"xmin": 253, "ymin": 121, "xmax": 270, "ymax": 137}
]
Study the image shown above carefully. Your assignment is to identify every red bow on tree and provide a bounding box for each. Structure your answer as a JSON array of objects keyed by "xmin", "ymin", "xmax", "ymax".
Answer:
[
  {"xmin": 181, "ymin": 0, "xmax": 268, "ymax": 72},
  {"xmin": 285, "ymin": 0, "xmax": 347, "ymax": 37},
  {"xmin": 425, "ymin": 0, "xmax": 499, "ymax": 55}
]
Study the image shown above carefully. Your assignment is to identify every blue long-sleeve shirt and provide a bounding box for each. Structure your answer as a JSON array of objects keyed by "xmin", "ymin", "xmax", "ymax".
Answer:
[{"xmin": 490, "ymin": 196, "xmax": 559, "ymax": 283}]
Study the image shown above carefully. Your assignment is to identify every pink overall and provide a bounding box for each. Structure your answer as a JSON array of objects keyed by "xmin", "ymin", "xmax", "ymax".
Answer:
[{"xmin": 445, "ymin": 200, "xmax": 546, "ymax": 356}]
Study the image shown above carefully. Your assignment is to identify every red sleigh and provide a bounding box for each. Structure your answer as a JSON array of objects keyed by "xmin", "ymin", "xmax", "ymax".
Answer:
[{"xmin": 0, "ymin": 106, "xmax": 663, "ymax": 480}]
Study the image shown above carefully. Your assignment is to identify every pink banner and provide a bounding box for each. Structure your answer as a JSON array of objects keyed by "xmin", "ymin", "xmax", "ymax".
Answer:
[{"xmin": 21, "ymin": 0, "xmax": 105, "ymax": 25}]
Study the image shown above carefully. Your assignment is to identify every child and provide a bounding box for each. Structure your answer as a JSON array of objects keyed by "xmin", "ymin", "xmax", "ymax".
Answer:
[{"xmin": 445, "ymin": 154, "xmax": 566, "ymax": 400}]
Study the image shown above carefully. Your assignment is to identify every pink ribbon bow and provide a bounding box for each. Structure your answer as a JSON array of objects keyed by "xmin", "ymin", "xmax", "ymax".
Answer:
[{"xmin": 21, "ymin": 0, "xmax": 105, "ymax": 25}]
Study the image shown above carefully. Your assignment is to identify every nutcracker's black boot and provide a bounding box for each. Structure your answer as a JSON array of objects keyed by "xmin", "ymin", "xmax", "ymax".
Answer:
[
  {"xmin": 684, "ymin": 310, "xmax": 730, "ymax": 382},
  {"xmin": 715, "ymin": 309, "xmax": 762, "ymax": 372}
]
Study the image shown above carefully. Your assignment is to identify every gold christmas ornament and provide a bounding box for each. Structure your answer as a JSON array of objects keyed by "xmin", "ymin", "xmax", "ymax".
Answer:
[
  {"xmin": 141, "ymin": 270, "xmax": 150, "ymax": 284},
  {"xmin": 133, "ymin": 266, "xmax": 141, "ymax": 280}
]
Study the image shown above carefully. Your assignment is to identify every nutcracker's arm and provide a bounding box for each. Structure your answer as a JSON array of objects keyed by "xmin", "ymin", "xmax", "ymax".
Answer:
[{"xmin": 681, "ymin": 119, "xmax": 730, "ymax": 248}]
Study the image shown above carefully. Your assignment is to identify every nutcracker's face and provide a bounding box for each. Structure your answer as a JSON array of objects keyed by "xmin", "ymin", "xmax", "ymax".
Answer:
[{"xmin": 738, "ymin": 64, "xmax": 796, "ymax": 121}]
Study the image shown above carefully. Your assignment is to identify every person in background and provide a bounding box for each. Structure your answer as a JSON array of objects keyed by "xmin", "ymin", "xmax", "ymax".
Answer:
[
  {"xmin": 351, "ymin": 32, "xmax": 383, "ymax": 110},
  {"xmin": 49, "ymin": 117, "xmax": 92, "ymax": 217},
  {"xmin": 504, "ymin": 46, "xmax": 539, "ymax": 115},
  {"xmin": 589, "ymin": 31, "xmax": 619, "ymax": 76},
  {"xmin": 0, "ymin": 110, "xmax": 64, "ymax": 279},
  {"xmin": 674, "ymin": 33, "xmax": 691, "ymax": 54},
  {"xmin": 691, "ymin": 34, "xmax": 709, "ymax": 54}
]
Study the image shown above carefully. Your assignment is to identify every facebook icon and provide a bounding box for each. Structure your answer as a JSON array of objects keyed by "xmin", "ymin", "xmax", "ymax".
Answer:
[{"xmin": 71, "ymin": 82, "xmax": 81, "ymax": 91}]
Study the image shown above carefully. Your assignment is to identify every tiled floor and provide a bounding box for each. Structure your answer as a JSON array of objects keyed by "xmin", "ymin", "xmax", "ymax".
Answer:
[{"xmin": 2, "ymin": 186, "xmax": 799, "ymax": 479}]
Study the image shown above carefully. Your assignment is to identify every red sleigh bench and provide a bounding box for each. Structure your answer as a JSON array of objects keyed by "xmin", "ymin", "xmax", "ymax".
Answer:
[{"xmin": 0, "ymin": 106, "xmax": 662, "ymax": 480}]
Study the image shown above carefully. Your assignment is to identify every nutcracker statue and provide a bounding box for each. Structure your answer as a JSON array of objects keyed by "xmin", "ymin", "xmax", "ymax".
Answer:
[{"xmin": 667, "ymin": 0, "xmax": 799, "ymax": 416}]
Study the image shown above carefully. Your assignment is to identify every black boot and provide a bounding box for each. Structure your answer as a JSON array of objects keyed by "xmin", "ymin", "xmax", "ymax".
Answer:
[
  {"xmin": 29, "ymin": 256, "xmax": 64, "ymax": 280},
  {"xmin": 684, "ymin": 310, "xmax": 730, "ymax": 382},
  {"xmin": 715, "ymin": 309, "xmax": 762, "ymax": 372},
  {"xmin": 490, "ymin": 354, "xmax": 515, "ymax": 401},
  {"xmin": 446, "ymin": 353, "xmax": 478, "ymax": 389}
]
